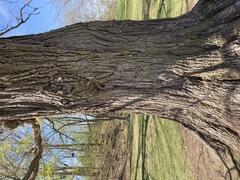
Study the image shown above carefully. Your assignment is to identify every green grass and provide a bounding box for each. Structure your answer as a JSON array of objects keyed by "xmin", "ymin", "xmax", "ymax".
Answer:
[
  {"xmin": 129, "ymin": 115, "xmax": 192, "ymax": 180},
  {"xmin": 117, "ymin": 0, "xmax": 197, "ymax": 179},
  {"xmin": 117, "ymin": 0, "xmax": 196, "ymax": 20}
]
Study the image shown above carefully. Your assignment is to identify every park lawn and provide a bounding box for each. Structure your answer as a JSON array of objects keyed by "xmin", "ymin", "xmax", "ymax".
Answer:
[
  {"xmin": 117, "ymin": 0, "xmax": 196, "ymax": 20},
  {"xmin": 128, "ymin": 115, "xmax": 192, "ymax": 180},
  {"xmin": 117, "ymin": 0, "xmax": 196, "ymax": 179}
]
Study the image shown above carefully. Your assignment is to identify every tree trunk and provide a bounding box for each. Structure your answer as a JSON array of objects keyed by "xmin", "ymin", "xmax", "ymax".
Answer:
[{"xmin": 0, "ymin": 0, "xmax": 240, "ymax": 175}]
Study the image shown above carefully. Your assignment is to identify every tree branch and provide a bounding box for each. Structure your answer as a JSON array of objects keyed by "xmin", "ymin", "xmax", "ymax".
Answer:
[
  {"xmin": 0, "ymin": 0, "xmax": 39, "ymax": 36},
  {"xmin": 22, "ymin": 119, "xmax": 43, "ymax": 180},
  {"xmin": 192, "ymin": 0, "xmax": 240, "ymax": 20}
]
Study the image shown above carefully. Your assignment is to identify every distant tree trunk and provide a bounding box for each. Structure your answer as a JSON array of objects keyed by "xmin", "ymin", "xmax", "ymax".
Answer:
[
  {"xmin": 143, "ymin": 0, "xmax": 151, "ymax": 20},
  {"xmin": 0, "ymin": 0, "xmax": 240, "ymax": 175}
]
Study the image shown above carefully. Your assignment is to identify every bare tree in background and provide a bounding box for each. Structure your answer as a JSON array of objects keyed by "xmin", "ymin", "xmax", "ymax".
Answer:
[
  {"xmin": 52, "ymin": 0, "xmax": 115, "ymax": 25},
  {"xmin": 0, "ymin": 116, "xmax": 108, "ymax": 179},
  {"xmin": 0, "ymin": 0, "xmax": 39, "ymax": 36}
]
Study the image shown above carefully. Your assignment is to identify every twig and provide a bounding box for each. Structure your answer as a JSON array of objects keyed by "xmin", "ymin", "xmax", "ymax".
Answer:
[{"xmin": 0, "ymin": 0, "xmax": 39, "ymax": 36}]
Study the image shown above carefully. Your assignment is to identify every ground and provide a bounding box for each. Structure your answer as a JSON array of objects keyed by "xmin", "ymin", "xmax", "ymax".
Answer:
[
  {"xmin": 92, "ymin": 118, "xmax": 238, "ymax": 180},
  {"xmin": 91, "ymin": 119, "xmax": 129, "ymax": 180}
]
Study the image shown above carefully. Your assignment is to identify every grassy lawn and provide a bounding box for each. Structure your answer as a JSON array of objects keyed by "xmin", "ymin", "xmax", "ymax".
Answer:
[
  {"xmin": 117, "ymin": 0, "xmax": 196, "ymax": 20},
  {"xmin": 117, "ymin": 0, "xmax": 197, "ymax": 179},
  {"xmin": 128, "ymin": 115, "xmax": 192, "ymax": 180}
]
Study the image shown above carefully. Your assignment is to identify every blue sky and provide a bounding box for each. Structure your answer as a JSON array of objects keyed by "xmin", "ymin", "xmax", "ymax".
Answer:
[
  {"xmin": 0, "ymin": 0, "xmax": 62, "ymax": 36},
  {"xmin": 0, "ymin": 0, "xmax": 107, "ymax": 37}
]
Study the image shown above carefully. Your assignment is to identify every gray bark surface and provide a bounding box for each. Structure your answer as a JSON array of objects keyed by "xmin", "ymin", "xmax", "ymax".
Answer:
[{"xmin": 0, "ymin": 0, "xmax": 239, "ymax": 176}]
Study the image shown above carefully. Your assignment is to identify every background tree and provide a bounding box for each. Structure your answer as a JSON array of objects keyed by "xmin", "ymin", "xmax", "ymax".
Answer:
[
  {"xmin": 0, "ymin": 116, "xmax": 112, "ymax": 179},
  {"xmin": 0, "ymin": 0, "xmax": 39, "ymax": 36},
  {"xmin": 53, "ymin": 0, "xmax": 116, "ymax": 25}
]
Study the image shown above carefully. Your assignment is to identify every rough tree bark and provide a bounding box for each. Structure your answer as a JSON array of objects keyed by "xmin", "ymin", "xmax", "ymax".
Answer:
[{"xmin": 0, "ymin": 0, "xmax": 240, "ymax": 176}]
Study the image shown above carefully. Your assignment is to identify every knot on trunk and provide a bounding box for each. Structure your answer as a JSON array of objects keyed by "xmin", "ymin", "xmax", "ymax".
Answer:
[{"xmin": 44, "ymin": 75, "xmax": 104, "ymax": 97}]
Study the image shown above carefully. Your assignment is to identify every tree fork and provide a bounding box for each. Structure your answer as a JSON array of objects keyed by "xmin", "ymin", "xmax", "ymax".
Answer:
[{"xmin": 0, "ymin": 0, "xmax": 240, "ymax": 177}]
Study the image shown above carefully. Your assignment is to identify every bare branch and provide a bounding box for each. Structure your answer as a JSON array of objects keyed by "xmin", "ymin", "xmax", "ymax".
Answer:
[
  {"xmin": 0, "ymin": 0, "xmax": 39, "ymax": 36},
  {"xmin": 44, "ymin": 118, "xmax": 77, "ymax": 143}
]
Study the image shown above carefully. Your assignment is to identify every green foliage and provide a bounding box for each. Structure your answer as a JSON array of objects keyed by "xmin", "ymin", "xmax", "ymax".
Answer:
[
  {"xmin": 39, "ymin": 162, "xmax": 55, "ymax": 179},
  {"xmin": 0, "ymin": 126, "xmax": 34, "ymax": 179}
]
